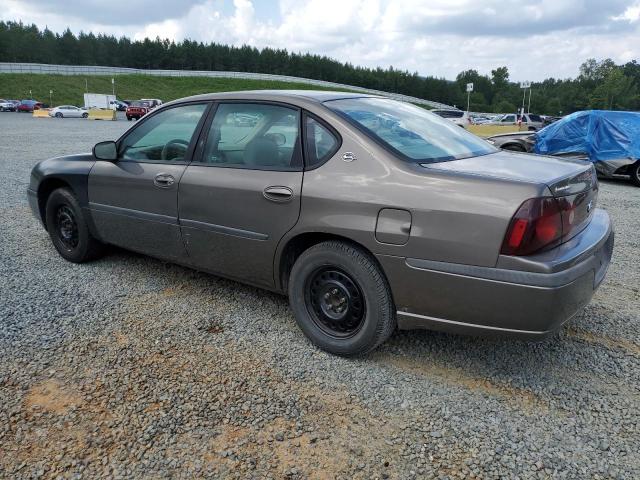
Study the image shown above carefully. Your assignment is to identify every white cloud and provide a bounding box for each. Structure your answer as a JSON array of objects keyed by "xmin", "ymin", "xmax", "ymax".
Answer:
[{"xmin": 1, "ymin": 0, "xmax": 638, "ymax": 81}]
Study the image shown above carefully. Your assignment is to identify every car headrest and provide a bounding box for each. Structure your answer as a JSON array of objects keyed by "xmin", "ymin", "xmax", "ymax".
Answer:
[{"xmin": 244, "ymin": 137, "xmax": 280, "ymax": 167}]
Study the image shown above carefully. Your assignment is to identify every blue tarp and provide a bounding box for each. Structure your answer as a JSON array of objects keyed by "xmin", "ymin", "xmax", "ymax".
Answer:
[{"xmin": 534, "ymin": 110, "xmax": 640, "ymax": 162}]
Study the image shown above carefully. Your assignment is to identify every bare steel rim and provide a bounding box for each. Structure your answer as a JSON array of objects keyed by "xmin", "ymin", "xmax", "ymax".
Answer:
[
  {"xmin": 304, "ymin": 266, "xmax": 366, "ymax": 339},
  {"xmin": 55, "ymin": 204, "xmax": 79, "ymax": 250}
]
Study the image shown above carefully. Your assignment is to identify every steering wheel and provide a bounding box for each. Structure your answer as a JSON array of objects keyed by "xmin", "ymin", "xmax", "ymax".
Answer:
[{"xmin": 161, "ymin": 139, "xmax": 190, "ymax": 161}]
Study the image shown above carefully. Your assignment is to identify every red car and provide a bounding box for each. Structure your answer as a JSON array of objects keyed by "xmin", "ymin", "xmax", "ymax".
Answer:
[
  {"xmin": 17, "ymin": 100, "xmax": 44, "ymax": 112},
  {"xmin": 125, "ymin": 101, "xmax": 151, "ymax": 121}
]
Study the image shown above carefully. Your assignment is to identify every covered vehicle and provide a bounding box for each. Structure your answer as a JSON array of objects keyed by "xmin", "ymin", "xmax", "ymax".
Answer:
[
  {"xmin": 535, "ymin": 110, "xmax": 640, "ymax": 185},
  {"xmin": 487, "ymin": 110, "xmax": 640, "ymax": 187}
]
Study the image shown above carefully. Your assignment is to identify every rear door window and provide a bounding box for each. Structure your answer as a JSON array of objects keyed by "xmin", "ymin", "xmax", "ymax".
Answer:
[{"xmin": 199, "ymin": 103, "xmax": 302, "ymax": 170}]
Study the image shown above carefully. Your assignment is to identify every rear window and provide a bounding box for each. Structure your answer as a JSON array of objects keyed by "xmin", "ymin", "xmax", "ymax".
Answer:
[
  {"xmin": 434, "ymin": 110, "xmax": 464, "ymax": 119},
  {"xmin": 326, "ymin": 97, "xmax": 496, "ymax": 163}
]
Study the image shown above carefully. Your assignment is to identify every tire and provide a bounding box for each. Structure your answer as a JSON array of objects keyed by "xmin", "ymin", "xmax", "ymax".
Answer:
[
  {"xmin": 288, "ymin": 241, "xmax": 395, "ymax": 356},
  {"xmin": 502, "ymin": 144, "xmax": 526, "ymax": 152},
  {"xmin": 126, "ymin": 116, "xmax": 132, "ymax": 121},
  {"xmin": 82, "ymin": 112, "xmax": 88, "ymax": 118},
  {"xmin": 631, "ymin": 162, "xmax": 640, "ymax": 188},
  {"xmin": 45, "ymin": 188, "xmax": 105, "ymax": 263},
  {"xmin": 55, "ymin": 112, "xmax": 63, "ymax": 118}
]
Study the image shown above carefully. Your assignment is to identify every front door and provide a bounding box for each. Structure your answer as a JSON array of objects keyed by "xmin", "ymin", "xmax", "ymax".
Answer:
[
  {"xmin": 88, "ymin": 102, "xmax": 209, "ymax": 261},
  {"xmin": 178, "ymin": 102, "xmax": 303, "ymax": 288}
]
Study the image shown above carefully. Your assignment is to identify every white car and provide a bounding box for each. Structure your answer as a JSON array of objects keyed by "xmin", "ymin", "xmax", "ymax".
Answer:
[
  {"xmin": 0, "ymin": 99, "xmax": 18, "ymax": 112},
  {"xmin": 431, "ymin": 109, "xmax": 470, "ymax": 128},
  {"xmin": 49, "ymin": 105, "xmax": 89, "ymax": 118}
]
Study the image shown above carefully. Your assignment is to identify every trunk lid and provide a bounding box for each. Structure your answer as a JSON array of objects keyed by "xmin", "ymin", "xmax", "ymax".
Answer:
[
  {"xmin": 424, "ymin": 150, "xmax": 599, "ymax": 247},
  {"xmin": 422, "ymin": 150, "xmax": 591, "ymax": 186}
]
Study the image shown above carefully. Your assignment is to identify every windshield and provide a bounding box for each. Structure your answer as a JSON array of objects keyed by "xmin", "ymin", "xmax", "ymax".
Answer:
[{"xmin": 325, "ymin": 97, "xmax": 496, "ymax": 163}]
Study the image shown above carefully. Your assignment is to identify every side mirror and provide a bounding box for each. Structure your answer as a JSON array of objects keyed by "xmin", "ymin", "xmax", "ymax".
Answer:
[{"xmin": 93, "ymin": 141, "xmax": 118, "ymax": 161}]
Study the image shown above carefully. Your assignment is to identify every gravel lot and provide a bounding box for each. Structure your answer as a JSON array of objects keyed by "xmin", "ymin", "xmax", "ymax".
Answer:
[{"xmin": 1, "ymin": 112, "xmax": 638, "ymax": 479}]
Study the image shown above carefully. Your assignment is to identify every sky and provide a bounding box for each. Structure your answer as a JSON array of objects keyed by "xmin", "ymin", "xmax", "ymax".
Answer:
[{"xmin": 1, "ymin": 0, "xmax": 639, "ymax": 81}]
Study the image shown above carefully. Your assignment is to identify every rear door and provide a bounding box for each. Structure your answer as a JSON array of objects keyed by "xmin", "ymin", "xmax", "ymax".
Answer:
[
  {"xmin": 178, "ymin": 102, "xmax": 303, "ymax": 288},
  {"xmin": 88, "ymin": 102, "xmax": 209, "ymax": 261}
]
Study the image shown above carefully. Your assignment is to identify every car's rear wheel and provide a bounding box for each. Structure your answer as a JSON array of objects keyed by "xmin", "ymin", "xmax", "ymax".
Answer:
[
  {"xmin": 55, "ymin": 112, "xmax": 63, "ymax": 118},
  {"xmin": 126, "ymin": 116, "xmax": 132, "ymax": 121},
  {"xmin": 631, "ymin": 162, "xmax": 640, "ymax": 187},
  {"xmin": 288, "ymin": 241, "xmax": 395, "ymax": 356},
  {"xmin": 82, "ymin": 112, "xmax": 88, "ymax": 118},
  {"xmin": 502, "ymin": 144, "xmax": 526, "ymax": 152},
  {"xmin": 45, "ymin": 188, "xmax": 105, "ymax": 263}
]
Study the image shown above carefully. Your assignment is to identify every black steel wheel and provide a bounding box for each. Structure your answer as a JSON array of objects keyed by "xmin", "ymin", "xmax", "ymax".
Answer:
[
  {"xmin": 45, "ymin": 188, "xmax": 105, "ymax": 263},
  {"xmin": 288, "ymin": 241, "xmax": 395, "ymax": 356},
  {"xmin": 55, "ymin": 204, "xmax": 79, "ymax": 251},
  {"xmin": 305, "ymin": 267, "xmax": 366, "ymax": 338}
]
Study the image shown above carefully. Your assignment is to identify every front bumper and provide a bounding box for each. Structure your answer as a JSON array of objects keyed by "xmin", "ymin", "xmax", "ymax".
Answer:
[
  {"xmin": 377, "ymin": 209, "xmax": 613, "ymax": 338},
  {"xmin": 27, "ymin": 188, "xmax": 43, "ymax": 226}
]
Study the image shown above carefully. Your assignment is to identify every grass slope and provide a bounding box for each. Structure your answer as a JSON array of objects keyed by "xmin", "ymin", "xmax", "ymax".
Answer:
[{"xmin": 0, "ymin": 73, "xmax": 357, "ymax": 106}]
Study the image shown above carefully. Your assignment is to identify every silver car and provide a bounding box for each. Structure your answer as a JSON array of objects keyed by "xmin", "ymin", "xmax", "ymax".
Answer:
[{"xmin": 28, "ymin": 91, "xmax": 613, "ymax": 355}]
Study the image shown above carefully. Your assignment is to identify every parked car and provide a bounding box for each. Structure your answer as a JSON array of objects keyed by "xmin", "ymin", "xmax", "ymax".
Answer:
[
  {"xmin": 141, "ymin": 98, "xmax": 163, "ymax": 109},
  {"xmin": 0, "ymin": 99, "xmax": 19, "ymax": 112},
  {"xmin": 17, "ymin": 100, "xmax": 43, "ymax": 112},
  {"xmin": 431, "ymin": 109, "xmax": 470, "ymax": 127},
  {"xmin": 486, "ymin": 110, "xmax": 640, "ymax": 187},
  {"xmin": 28, "ymin": 91, "xmax": 612, "ymax": 355},
  {"xmin": 109, "ymin": 100, "xmax": 128, "ymax": 111},
  {"xmin": 48, "ymin": 105, "xmax": 89, "ymax": 118},
  {"xmin": 125, "ymin": 100, "xmax": 151, "ymax": 121},
  {"xmin": 491, "ymin": 113, "xmax": 544, "ymax": 131}
]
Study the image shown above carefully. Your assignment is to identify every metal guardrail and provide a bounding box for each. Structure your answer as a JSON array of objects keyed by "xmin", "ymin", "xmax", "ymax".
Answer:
[{"xmin": 0, "ymin": 62, "xmax": 457, "ymax": 110}]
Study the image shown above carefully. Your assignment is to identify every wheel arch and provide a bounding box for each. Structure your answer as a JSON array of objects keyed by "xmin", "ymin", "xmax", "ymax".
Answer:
[
  {"xmin": 275, "ymin": 231, "xmax": 390, "ymax": 294},
  {"xmin": 37, "ymin": 177, "xmax": 74, "ymax": 230}
]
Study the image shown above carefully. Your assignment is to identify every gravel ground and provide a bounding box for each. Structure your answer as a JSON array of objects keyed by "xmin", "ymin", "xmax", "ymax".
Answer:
[{"xmin": 1, "ymin": 112, "xmax": 638, "ymax": 479}]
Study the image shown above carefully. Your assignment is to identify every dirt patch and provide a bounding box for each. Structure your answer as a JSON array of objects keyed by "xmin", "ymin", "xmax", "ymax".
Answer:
[
  {"xmin": 567, "ymin": 328, "xmax": 640, "ymax": 357},
  {"xmin": 24, "ymin": 379, "xmax": 85, "ymax": 415},
  {"xmin": 379, "ymin": 353, "xmax": 546, "ymax": 412}
]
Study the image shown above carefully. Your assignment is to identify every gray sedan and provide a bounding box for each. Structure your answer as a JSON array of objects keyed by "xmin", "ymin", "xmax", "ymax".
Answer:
[{"xmin": 28, "ymin": 91, "xmax": 613, "ymax": 355}]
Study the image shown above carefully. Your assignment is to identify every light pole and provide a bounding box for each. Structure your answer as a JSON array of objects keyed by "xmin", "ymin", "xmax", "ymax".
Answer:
[
  {"xmin": 466, "ymin": 82, "xmax": 474, "ymax": 113},
  {"xmin": 49, "ymin": 89, "xmax": 53, "ymax": 107},
  {"xmin": 527, "ymin": 88, "xmax": 532, "ymax": 114},
  {"xmin": 111, "ymin": 78, "xmax": 115, "ymax": 96}
]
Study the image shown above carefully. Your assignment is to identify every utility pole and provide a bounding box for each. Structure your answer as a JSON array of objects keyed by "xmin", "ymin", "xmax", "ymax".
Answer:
[
  {"xmin": 466, "ymin": 82, "xmax": 473, "ymax": 113},
  {"xmin": 85, "ymin": 78, "xmax": 88, "ymax": 93},
  {"xmin": 112, "ymin": 78, "xmax": 115, "ymax": 96},
  {"xmin": 520, "ymin": 81, "xmax": 531, "ymax": 118},
  {"xmin": 527, "ymin": 88, "xmax": 532, "ymax": 114},
  {"xmin": 49, "ymin": 89, "xmax": 53, "ymax": 107}
]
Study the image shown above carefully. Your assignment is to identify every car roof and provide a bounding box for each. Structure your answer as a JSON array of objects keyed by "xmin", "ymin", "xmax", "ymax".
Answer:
[{"xmin": 171, "ymin": 89, "xmax": 380, "ymax": 106}]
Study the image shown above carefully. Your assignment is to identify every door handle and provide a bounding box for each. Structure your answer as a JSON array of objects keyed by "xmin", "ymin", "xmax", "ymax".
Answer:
[
  {"xmin": 263, "ymin": 186, "xmax": 293, "ymax": 202},
  {"xmin": 154, "ymin": 173, "xmax": 175, "ymax": 188}
]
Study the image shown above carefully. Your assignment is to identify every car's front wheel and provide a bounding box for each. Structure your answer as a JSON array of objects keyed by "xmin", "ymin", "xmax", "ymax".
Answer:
[
  {"xmin": 55, "ymin": 112, "xmax": 63, "ymax": 118},
  {"xmin": 45, "ymin": 188, "xmax": 105, "ymax": 263},
  {"xmin": 631, "ymin": 162, "xmax": 640, "ymax": 187},
  {"xmin": 82, "ymin": 112, "xmax": 88, "ymax": 118},
  {"xmin": 288, "ymin": 241, "xmax": 396, "ymax": 356}
]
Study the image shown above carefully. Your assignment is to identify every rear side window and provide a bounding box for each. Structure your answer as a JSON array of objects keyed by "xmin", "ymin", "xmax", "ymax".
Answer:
[
  {"xmin": 304, "ymin": 116, "xmax": 340, "ymax": 169},
  {"xmin": 528, "ymin": 114, "xmax": 542, "ymax": 122}
]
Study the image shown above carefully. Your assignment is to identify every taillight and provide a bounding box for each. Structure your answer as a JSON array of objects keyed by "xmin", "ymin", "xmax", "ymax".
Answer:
[
  {"xmin": 501, "ymin": 197, "xmax": 562, "ymax": 255},
  {"xmin": 501, "ymin": 192, "xmax": 596, "ymax": 256}
]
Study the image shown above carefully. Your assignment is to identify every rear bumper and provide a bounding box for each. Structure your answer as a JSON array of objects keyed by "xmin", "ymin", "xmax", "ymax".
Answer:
[{"xmin": 378, "ymin": 209, "xmax": 613, "ymax": 338}]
